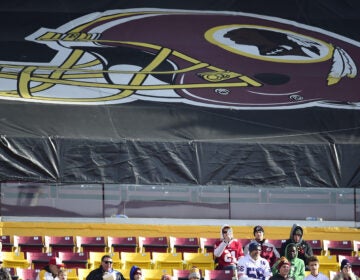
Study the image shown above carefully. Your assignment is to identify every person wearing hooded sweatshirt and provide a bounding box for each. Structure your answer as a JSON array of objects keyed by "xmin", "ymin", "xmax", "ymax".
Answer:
[
  {"xmin": 214, "ymin": 224, "xmax": 244, "ymax": 270},
  {"xmin": 129, "ymin": 266, "xmax": 143, "ymax": 280},
  {"xmin": 86, "ymin": 254, "xmax": 125, "ymax": 280},
  {"xmin": 273, "ymin": 243, "xmax": 305, "ymax": 280},
  {"xmin": 280, "ymin": 224, "xmax": 313, "ymax": 267}
]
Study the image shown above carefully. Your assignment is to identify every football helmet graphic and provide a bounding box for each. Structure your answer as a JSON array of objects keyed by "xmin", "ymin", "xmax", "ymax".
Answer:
[{"xmin": 0, "ymin": 9, "xmax": 359, "ymax": 109}]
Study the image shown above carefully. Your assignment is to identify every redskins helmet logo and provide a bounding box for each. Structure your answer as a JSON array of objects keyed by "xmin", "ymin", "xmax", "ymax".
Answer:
[{"xmin": 0, "ymin": 9, "xmax": 359, "ymax": 109}]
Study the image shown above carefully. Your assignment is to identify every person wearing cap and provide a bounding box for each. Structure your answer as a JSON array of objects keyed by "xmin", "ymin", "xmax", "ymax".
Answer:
[
  {"xmin": 280, "ymin": 224, "xmax": 313, "ymax": 268},
  {"xmin": 129, "ymin": 265, "xmax": 142, "ymax": 280},
  {"xmin": 333, "ymin": 259, "xmax": 359, "ymax": 280},
  {"xmin": 269, "ymin": 257, "xmax": 292, "ymax": 280},
  {"xmin": 37, "ymin": 257, "xmax": 64, "ymax": 280},
  {"xmin": 188, "ymin": 267, "xmax": 201, "ymax": 280},
  {"xmin": 214, "ymin": 224, "xmax": 244, "ymax": 270},
  {"xmin": 237, "ymin": 242, "xmax": 272, "ymax": 280},
  {"xmin": 304, "ymin": 256, "xmax": 328, "ymax": 280},
  {"xmin": 0, "ymin": 257, "xmax": 12, "ymax": 280},
  {"xmin": 273, "ymin": 243, "xmax": 305, "ymax": 280},
  {"xmin": 244, "ymin": 225, "xmax": 280, "ymax": 267},
  {"xmin": 86, "ymin": 254, "xmax": 125, "ymax": 280}
]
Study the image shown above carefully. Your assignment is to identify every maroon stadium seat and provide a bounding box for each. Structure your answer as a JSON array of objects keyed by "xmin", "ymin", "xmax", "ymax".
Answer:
[
  {"xmin": 1, "ymin": 235, "xmax": 14, "ymax": 252},
  {"xmin": 170, "ymin": 237, "xmax": 200, "ymax": 255},
  {"xmin": 44, "ymin": 236, "xmax": 75, "ymax": 255},
  {"xmin": 323, "ymin": 240, "xmax": 353, "ymax": 256},
  {"xmin": 199, "ymin": 237, "xmax": 218, "ymax": 253},
  {"xmin": 76, "ymin": 236, "xmax": 107, "ymax": 253},
  {"xmin": 13, "ymin": 236, "xmax": 44, "ymax": 257},
  {"xmin": 204, "ymin": 269, "xmax": 233, "ymax": 280},
  {"xmin": 58, "ymin": 252, "xmax": 89, "ymax": 269},
  {"xmin": 26, "ymin": 252, "xmax": 54, "ymax": 270},
  {"xmin": 138, "ymin": 236, "xmax": 169, "ymax": 257},
  {"xmin": 107, "ymin": 236, "xmax": 137, "ymax": 253}
]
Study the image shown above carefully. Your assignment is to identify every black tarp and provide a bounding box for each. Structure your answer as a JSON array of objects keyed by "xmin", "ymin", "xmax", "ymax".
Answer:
[{"xmin": 0, "ymin": 0, "xmax": 360, "ymax": 188}]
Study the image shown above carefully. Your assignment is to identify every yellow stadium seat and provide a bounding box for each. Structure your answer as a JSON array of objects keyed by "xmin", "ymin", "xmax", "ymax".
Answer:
[
  {"xmin": 142, "ymin": 269, "xmax": 171, "ymax": 280},
  {"xmin": 77, "ymin": 268, "xmax": 93, "ymax": 280},
  {"xmin": 88, "ymin": 252, "xmax": 122, "ymax": 270},
  {"xmin": 152, "ymin": 252, "xmax": 184, "ymax": 270},
  {"xmin": 316, "ymin": 255, "xmax": 340, "ymax": 277},
  {"xmin": 120, "ymin": 252, "xmax": 152, "ymax": 269},
  {"xmin": 120, "ymin": 268, "xmax": 132, "ymax": 279},
  {"xmin": 64, "ymin": 268, "xmax": 78, "ymax": 280},
  {"xmin": 1, "ymin": 252, "xmax": 30, "ymax": 269},
  {"xmin": 183, "ymin": 252, "xmax": 214, "ymax": 271}
]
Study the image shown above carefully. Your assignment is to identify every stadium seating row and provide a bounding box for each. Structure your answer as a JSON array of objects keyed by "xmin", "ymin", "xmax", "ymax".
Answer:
[
  {"xmin": 5, "ymin": 267, "xmax": 237, "ymax": 280},
  {"xmin": 0, "ymin": 251, "xmax": 215, "ymax": 271},
  {"xmin": 1, "ymin": 235, "xmax": 359, "ymax": 257}
]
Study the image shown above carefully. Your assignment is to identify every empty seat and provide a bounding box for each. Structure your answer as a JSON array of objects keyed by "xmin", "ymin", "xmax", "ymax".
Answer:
[
  {"xmin": 58, "ymin": 252, "xmax": 89, "ymax": 269},
  {"xmin": 120, "ymin": 252, "xmax": 152, "ymax": 269},
  {"xmin": 308, "ymin": 240, "xmax": 323, "ymax": 255},
  {"xmin": 88, "ymin": 252, "xmax": 121, "ymax": 270},
  {"xmin": 13, "ymin": 236, "xmax": 44, "ymax": 257},
  {"xmin": 107, "ymin": 236, "xmax": 137, "ymax": 253},
  {"xmin": 204, "ymin": 269, "xmax": 233, "ymax": 280},
  {"xmin": 170, "ymin": 237, "xmax": 200, "ymax": 255},
  {"xmin": 152, "ymin": 252, "xmax": 184, "ymax": 270},
  {"xmin": 15, "ymin": 268, "xmax": 39, "ymax": 280},
  {"xmin": 44, "ymin": 236, "xmax": 75, "ymax": 254},
  {"xmin": 323, "ymin": 240, "xmax": 353, "ymax": 256},
  {"xmin": 1, "ymin": 252, "xmax": 30, "ymax": 269},
  {"xmin": 183, "ymin": 252, "xmax": 214, "ymax": 271},
  {"xmin": 65, "ymin": 268, "xmax": 78, "ymax": 280},
  {"xmin": 142, "ymin": 269, "xmax": 171, "ymax": 280},
  {"xmin": 1, "ymin": 235, "xmax": 14, "ymax": 252},
  {"xmin": 199, "ymin": 238, "xmax": 218, "ymax": 253},
  {"xmin": 316, "ymin": 255, "xmax": 339, "ymax": 276},
  {"xmin": 138, "ymin": 236, "xmax": 169, "ymax": 257},
  {"xmin": 26, "ymin": 252, "xmax": 54, "ymax": 270},
  {"xmin": 76, "ymin": 236, "xmax": 107, "ymax": 253}
]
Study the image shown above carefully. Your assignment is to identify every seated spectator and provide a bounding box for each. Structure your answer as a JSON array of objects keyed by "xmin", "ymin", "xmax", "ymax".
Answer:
[
  {"xmin": 0, "ymin": 257, "xmax": 12, "ymax": 280},
  {"xmin": 238, "ymin": 242, "xmax": 272, "ymax": 280},
  {"xmin": 86, "ymin": 254, "xmax": 124, "ymax": 280},
  {"xmin": 333, "ymin": 259, "xmax": 359, "ymax": 280},
  {"xmin": 214, "ymin": 224, "xmax": 244, "ymax": 270},
  {"xmin": 244, "ymin": 225, "xmax": 280, "ymax": 267},
  {"xmin": 273, "ymin": 243, "xmax": 305, "ymax": 280},
  {"xmin": 269, "ymin": 257, "xmax": 292, "ymax": 280},
  {"xmin": 130, "ymin": 266, "xmax": 142, "ymax": 280},
  {"xmin": 37, "ymin": 257, "xmax": 64, "ymax": 280},
  {"xmin": 188, "ymin": 267, "xmax": 201, "ymax": 280},
  {"xmin": 280, "ymin": 224, "xmax": 313, "ymax": 268},
  {"xmin": 161, "ymin": 274, "xmax": 172, "ymax": 280},
  {"xmin": 304, "ymin": 256, "xmax": 328, "ymax": 280},
  {"xmin": 55, "ymin": 269, "xmax": 67, "ymax": 280}
]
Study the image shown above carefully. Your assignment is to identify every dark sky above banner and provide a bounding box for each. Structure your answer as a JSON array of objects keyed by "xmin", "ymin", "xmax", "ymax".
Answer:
[{"xmin": 0, "ymin": 0, "xmax": 360, "ymax": 187}]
